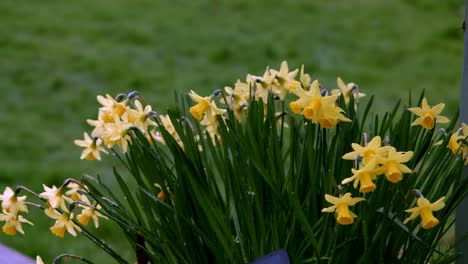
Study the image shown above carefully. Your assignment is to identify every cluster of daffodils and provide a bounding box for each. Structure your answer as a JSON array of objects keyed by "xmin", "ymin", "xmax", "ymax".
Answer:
[
  {"xmin": 0, "ymin": 180, "xmax": 107, "ymax": 238},
  {"xmin": 74, "ymin": 92, "xmax": 184, "ymax": 160},
  {"xmin": 322, "ymin": 97, "xmax": 468, "ymax": 229},
  {"xmin": 188, "ymin": 61, "xmax": 364, "ymax": 140}
]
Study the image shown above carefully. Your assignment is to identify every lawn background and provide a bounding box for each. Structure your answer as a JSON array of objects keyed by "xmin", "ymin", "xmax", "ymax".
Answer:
[{"xmin": 0, "ymin": 0, "xmax": 465, "ymax": 262}]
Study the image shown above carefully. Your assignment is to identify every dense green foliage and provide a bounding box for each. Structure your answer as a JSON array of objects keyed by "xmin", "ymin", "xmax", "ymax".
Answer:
[{"xmin": 0, "ymin": 0, "xmax": 465, "ymax": 262}]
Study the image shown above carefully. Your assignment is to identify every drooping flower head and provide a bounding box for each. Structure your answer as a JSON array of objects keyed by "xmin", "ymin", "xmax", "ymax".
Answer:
[
  {"xmin": 0, "ymin": 187, "xmax": 28, "ymax": 215},
  {"xmin": 189, "ymin": 90, "xmax": 226, "ymax": 121},
  {"xmin": 404, "ymin": 196, "xmax": 445, "ymax": 229},
  {"xmin": 40, "ymin": 185, "xmax": 73, "ymax": 211},
  {"xmin": 408, "ymin": 98, "xmax": 449, "ymax": 130},
  {"xmin": 127, "ymin": 100, "xmax": 157, "ymax": 132},
  {"xmin": 45, "ymin": 208, "xmax": 82, "ymax": 238},
  {"xmin": 76, "ymin": 195, "xmax": 108, "ymax": 228},
  {"xmin": 247, "ymin": 67, "xmax": 276, "ymax": 103},
  {"xmin": 0, "ymin": 212, "xmax": 33, "ymax": 236},
  {"xmin": 321, "ymin": 192, "xmax": 365, "ymax": 225}
]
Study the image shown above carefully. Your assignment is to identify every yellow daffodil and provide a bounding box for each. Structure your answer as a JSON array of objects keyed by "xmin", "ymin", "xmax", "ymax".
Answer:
[
  {"xmin": 45, "ymin": 208, "xmax": 82, "ymax": 238},
  {"xmin": 247, "ymin": 67, "xmax": 276, "ymax": 103},
  {"xmin": 435, "ymin": 128, "xmax": 464, "ymax": 155},
  {"xmin": 189, "ymin": 90, "xmax": 226, "ymax": 121},
  {"xmin": 65, "ymin": 182, "xmax": 88, "ymax": 201},
  {"xmin": 40, "ymin": 185, "xmax": 72, "ymax": 211},
  {"xmin": 222, "ymin": 80, "xmax": 250, "ymax": 121},
  {"xmin": 299, "ymin": 64, "xmax": 312, "ymax": 90},
  {"xmin": 76, "ymin": 195, "xmax": 108, "ymax": 228},
  {"xmin": 321, "ymin": 192, "xmax": 365, "ymax": 225},
  {"xmin": 342, "ymin": 136, "xmax": 390, "ymax": 164},
  {"xmin": 86, "ymin": 118, "xmax": 105, "ymax": 138},
  {"xmin": 289, "ymin": 80, "xmax": 340, "ymax": 125},
  {"xmin": 74, "ymin": 132, "xmax": 108, "ymax": 161},
  {"xmin": 342, "ymin": 159, "xmax": 383, "ymax": 193},
  {"xmin": 0, "ymin": 187, "xmax": 28, "ymax": 215},
  {"xmin": 318, "ymin": 102, "xmax": 352, "ymax": 128},
  {"xmin": 377, "ymin": 148, "xmax": 413, "ymax": 183},
  {"xmin": 331, "ymin": 77, "xmax": 366, "ymax": 105},
  {"xmin": 404, "ymin": 196, "xmax": 445, "ymax": 229},
  {"xmin": 102, "ymin": 114, "xmax": 132, "ymax": 153},
  {"xmin": 270, "ymin": 61, "xmax": 300, "ymax": 100},
  {"xmin": 97, "ymin": 94, "xmax": 128, "ymax": 123},
  {"xmin": 408, "ymin": 98, "xmax": 449, "ymax": 130},
  {"xmin": 152, "ymin": 114, "xmax": 183, "ymax": 148},
  {"xmin": 127, "ymin": 100, "xmax": 157, "ymax": 132},
  {"xmin": 0, "ymin": 212, "xmax": 33, "ymax": 236}
]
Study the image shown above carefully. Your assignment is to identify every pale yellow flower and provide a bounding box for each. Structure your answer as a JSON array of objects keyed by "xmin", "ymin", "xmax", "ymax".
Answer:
[
  {"xmin": 102, "ymin": 114, "xmax": 132, "ymax": 153},
  {"xmin": 96, "ymin": 94, "xmax": 128, "ymax": 123},
  {"xmin": 321, "ymin": 192, "xmax": 365, "ymax": 225},
  {"xmin": 45, "ymin": 208, "xmax": 81, "ymax": 238},
  {"xmin": 0, "ymin": 187, "xmax": 28, "ymax": 215},
  {"xmin": 222, "ymin": 80, "xmax": 250, "ymax": 121},
  {"xmin": 404, "ymin": 196, "xmax": 445, "ymax": 229},
  {"xmin": 299, "ymin": 64, "xmax": 312, "ymax": 90},
  {"xmin": 40, "ymin": 185, "xmax": 72, "ymax": 211},
  {"xmin": 65, "ymin": 182, "xmax": 88, "ymax": 201},
  {"xmin": 76, "ymin": 195, "xmax": 108, "ymax": 228},
  {"xmin": 270, "ymin": 61, "xmax": 300, "ymax": 100},
  {"xmin": 377, "ymin": 148, "xmax": 413, "ymax": 183},
  {"xmin": 127, "ymin": 100, "xmax": 157, "ymax": 132},
  {"xmin": 331, "ymin": 77, "xmax": 366, "ymax": 105},
  {"xmin": 342, "ymin": 136, "xmax": 390, "ymax": 164},
  {"xmin": 318, "ymin": 102, "xmax": 352, "ymax": 129},
  {"xmin": 247, "ymin": 67, "xmax": 276, "ymax": 103},
  {"xmin": 0, "ymin": 212, "xmax": 33, "ymax": 236},
  {"xmin": 408, "ymin": 98, "xmax": 449, "ymax": 130},
  {"xmin": 74, "ymin": 132, "xmax": 108, "ymax": 161}
]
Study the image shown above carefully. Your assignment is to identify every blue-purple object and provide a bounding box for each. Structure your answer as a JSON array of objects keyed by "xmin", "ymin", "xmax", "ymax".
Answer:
[{"xmin": 250, "ymin": 249, "xmax": 291, "ymax": 264}]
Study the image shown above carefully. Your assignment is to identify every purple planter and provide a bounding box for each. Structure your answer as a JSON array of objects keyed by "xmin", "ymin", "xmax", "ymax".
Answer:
[{"xmin": 250, "ymin": 249, "xmax": 291, "ymax": 264}]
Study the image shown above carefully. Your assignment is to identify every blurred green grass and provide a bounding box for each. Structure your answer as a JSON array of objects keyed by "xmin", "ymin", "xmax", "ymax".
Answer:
[{"xmin": 0, "ymin": 0, "xmax": 464, "ymax": 262}]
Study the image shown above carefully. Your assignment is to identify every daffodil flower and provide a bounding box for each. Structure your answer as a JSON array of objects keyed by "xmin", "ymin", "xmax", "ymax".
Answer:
[
  {"xmin": 404, "ymin": 196, "xmax": 445, "ymax": 229},
  {"xmin": 76, "ymin": 195, "xmax": 108, "ymax": 228},
  {"xmin": 270, "ymin": 61, "xmax": 300, "ymax": 100},
  {"xmin": 331, "ymin": 77, "xmax": 366, "ymax": 105},
  {"xmin": 318, "ymin": 102, "xmax": 351, "ymax": 128},
  {"xmin": 221, "ymin": 80, "xmax": 250, "ymax": 121},
  {"xmin": 377, "ymin": 148, "xmax": 413, "ymax": 183},
  {"xmin": 97, "ymin": 94, "xmax": 128, "ymax": 123},
  {"xmin": 321, "ymin": 192, "xmax": 365, "ymax": 225},
  {"xmin": 0, "ymin": 187, "xmax": 28, "ymax": 215},
  {"xmin": 247, "ymin": 67, "xmax": 276, "ymax": 103},
  {"xmin": 127, "ymin": 100, "xmax": 157, "ymax": 132},
  {"xmin": 342, "ymin": 136, "xmax": 390, "ymax": 164},
  {"xmin": 74, "ymin": 132, "xmax": 108, "ymax": 161},
  {"xmin": 0, "ymin": 211, "xmax": 33, "ymax": 236},
  {"xmin": 188, "ymin": 90, "xmax": 225, "ymax": 121},
  {"xmin": 45, "ymin": 208, "xmax": 82, "ymax": 238},
  {"xmin": 408, "ymin": 98, "xmax": 449, "ymax": 130},
  {"xmin": 102, "ymin": 114, "xmax": 132, "ymax": 153},
  {"xmin": 342, "ymin": 159, "xmax": 383, "ymax": 193},
  {"xmin": 40, "ymin": 185, "xmax": 73, "ymax": 211},
  {"xmin": 289, "ymin": 80, "xmax": 339, "ymax": 124},
  {"xmin": 299, "ymin": 64, "xmax": 312, "ymax": 90},
  {"xmin": 65, "ymin": 182, "xmax": 88, "ymax": 201}
]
